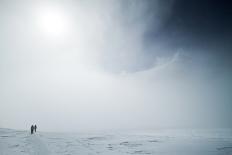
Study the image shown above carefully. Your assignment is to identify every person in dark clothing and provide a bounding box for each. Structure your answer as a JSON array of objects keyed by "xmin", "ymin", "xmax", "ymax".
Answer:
[
  {"xmin": 34, "ymin": 124, "xmax": 37, "ymax": 132},
  {"xmin": 31, "ymin": 125, "xmax": 34, "ymax": 134}
]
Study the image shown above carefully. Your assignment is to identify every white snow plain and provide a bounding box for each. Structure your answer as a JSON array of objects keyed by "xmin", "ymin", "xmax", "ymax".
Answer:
[{"xmin": 0, "ymin": 128, "xmax": 232, "ymax": 155}]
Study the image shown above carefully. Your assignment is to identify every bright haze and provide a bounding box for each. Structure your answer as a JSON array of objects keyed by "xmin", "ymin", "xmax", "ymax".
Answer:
[{"xmin": 0, "ymin": 0, "xmax": 232, "ymax": 132}]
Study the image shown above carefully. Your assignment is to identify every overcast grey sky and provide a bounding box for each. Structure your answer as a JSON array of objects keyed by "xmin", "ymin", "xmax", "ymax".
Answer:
[{"xmin": 0, "ymin": 0, "xmax": 232, "ymax": 132}]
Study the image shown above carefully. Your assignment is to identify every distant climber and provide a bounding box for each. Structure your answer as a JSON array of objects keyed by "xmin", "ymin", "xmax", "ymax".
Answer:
[
  {"xmin": 34, "ymin": 124, "xmax": 37, "ymax": 132},
  {"xmin": 31, "ymin": 125, "xmax": 34, "ymax": 134}
]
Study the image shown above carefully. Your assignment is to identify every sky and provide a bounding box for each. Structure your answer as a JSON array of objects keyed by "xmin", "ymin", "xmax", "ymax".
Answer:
[{"xmin": 0, "ymin": 0, "xmax": 232, "ymax": 132}]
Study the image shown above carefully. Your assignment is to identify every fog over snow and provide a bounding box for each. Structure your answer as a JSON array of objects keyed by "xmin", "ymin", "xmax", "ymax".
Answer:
[{"xmin": 0, "ymin": 0, "xmax": 232, "ymax": 132}]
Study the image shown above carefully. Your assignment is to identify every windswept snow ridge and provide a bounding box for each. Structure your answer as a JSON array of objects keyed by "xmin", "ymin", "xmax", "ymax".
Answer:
[
  {"xmin": 27, "ymin": 134, "xmax": 50, "ymax": 155},
  {"xmin": 0, "ymin": 128, "xmax": 50, "ymax": 155},
  {"xmin": 0, "ymin": 128, "xmax": 232, "ymax": 155}
]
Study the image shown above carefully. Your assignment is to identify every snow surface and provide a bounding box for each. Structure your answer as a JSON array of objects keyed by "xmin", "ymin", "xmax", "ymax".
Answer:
[{"xmin": 0, "ymin": 128, "xmax": 232, "ymax": 155}]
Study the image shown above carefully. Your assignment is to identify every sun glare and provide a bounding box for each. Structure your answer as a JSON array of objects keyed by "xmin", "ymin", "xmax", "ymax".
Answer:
[{"xmin": 36, "ymin": 6, "xmax": 70, "ymax": 37}]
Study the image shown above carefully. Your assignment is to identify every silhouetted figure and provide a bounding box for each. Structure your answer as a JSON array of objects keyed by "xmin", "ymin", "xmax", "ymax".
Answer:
[
  {"xmin": 31, "ymin": 125, "xmax": 34, "ymax": 134},
  {"xmin": 34, "ymin": 124, "xmax": 37, "ymax": 132}
]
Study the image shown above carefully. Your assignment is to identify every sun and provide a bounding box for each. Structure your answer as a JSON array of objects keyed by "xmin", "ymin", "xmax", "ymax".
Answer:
[{"xmin": 36, "ymin": 6, "xmax": 70, "ymax": 37}]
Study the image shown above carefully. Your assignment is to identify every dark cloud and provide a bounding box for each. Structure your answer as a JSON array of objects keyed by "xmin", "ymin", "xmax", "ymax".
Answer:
[
  {"xmin": 142, "ymin": 0, "xmax": 232, "ymax": 75},
  {"xmin": 146, "ymin": 0, "xmax": 232, "ymax": 49}
]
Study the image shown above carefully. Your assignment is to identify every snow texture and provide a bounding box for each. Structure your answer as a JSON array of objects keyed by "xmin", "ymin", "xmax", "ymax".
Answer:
[{"xmin": 0, "ymin": 128, "xmax": 232, "ymax": 155}]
